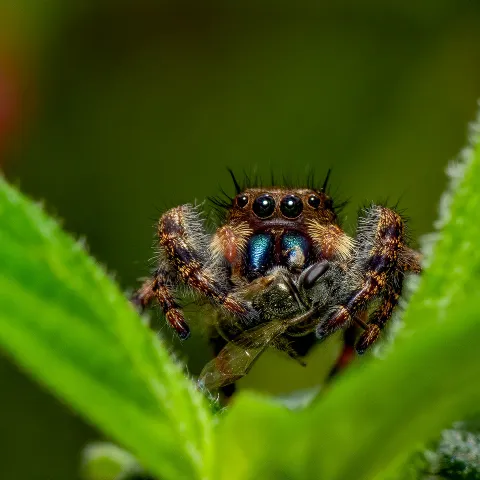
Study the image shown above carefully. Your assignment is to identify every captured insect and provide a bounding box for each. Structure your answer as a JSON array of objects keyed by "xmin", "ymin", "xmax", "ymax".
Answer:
[{"xmin": 133, "ymin": 171, "xmax": 421, "ymax": 392}]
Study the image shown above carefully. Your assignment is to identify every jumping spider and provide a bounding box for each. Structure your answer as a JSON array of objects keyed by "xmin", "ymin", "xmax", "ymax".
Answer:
[{"xmin": 134, "ymin": 171, "xmax": 421, "ymax": 391}]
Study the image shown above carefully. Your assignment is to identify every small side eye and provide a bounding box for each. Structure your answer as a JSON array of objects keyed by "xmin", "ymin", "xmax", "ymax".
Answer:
[
  {"xmin": 236, "ymin": 194, "xmax": 249, "ymax": 208},
  {"xmin": 308, "ymin": 195, "xmax": 320, "ymax": 209},
  {"xmin": 280, "ymin": 195, "xmax": 303, "ymax": 219},
  {"xmin": 252, "ymin": 194, "xmax": 276, "ymax": 218}
]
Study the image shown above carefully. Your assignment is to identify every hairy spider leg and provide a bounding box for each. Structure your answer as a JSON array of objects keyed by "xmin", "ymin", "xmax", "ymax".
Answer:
[
  {"xmin": 317, "ymin": 206, "xmax": 411, "ymax": 348},
  {"xmin": 354, "ymin": 278, "xmax": 402, "ymax": 353},
  {"xmin": 159, "ymin": 206, "xmax": 253, "ymax": 316},
  {"xmin": 134, "ymin": 206, "xmax": 256, "ymax": 339},
  {"xmin": 400, "ymin": 246, "xmax": 422, "ymax": 274},
  {"xmin": 133, "ymin": 269, "xmax": 190, "ymax": 339}
]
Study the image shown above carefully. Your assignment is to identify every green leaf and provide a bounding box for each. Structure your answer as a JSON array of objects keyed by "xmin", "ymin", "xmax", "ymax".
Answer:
[
  {"xmin": 81, "ymin": 442, "xmax": 139, "ymax": 480},
  {"xmin": 0, "ymin": 177, "xmax": 213, "ymax": 480},
  {"xmin": 214, "ymin": 111, "xmax": 480, "ymax": 480}
]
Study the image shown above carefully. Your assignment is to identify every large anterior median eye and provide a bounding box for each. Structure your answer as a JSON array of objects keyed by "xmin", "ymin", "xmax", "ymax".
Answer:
[
  {"xmin": 252, "ymin": 194, "xmax": 276, "ymax": 218},
  {"xmin": 280, "ymin": 195, "xmax": 303, "ymax": 218}
]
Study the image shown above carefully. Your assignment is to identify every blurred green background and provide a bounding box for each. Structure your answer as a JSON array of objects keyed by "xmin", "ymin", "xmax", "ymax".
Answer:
[{"xmin": 1, "ymin": 1, "xmax": 480, "ymax": 479}]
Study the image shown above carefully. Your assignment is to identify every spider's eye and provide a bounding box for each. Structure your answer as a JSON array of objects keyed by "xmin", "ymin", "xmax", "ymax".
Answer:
[
  {"xmin": 280, "ymin": 195, "xmax": 303, "ymax": 219},
  {"xmin": 236, "ymin": 194, "xmax": 249, "ymax": 208},
  {"xmin": 308, "ymin": 194, "xmax": 321, "ymax": 209},
  {"xmin": 252, "ymin": 194, "xmax": 276, "ymax": 218}
]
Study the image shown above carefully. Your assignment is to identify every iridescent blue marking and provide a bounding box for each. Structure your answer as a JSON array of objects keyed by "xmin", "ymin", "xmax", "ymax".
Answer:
[
  {"xmin": 281, "ymin": 232, "xmax": 309, "ymax": 268},
  {"xmin": 247, "ymin": 233, "xmax": 274, "ymax": 273}
]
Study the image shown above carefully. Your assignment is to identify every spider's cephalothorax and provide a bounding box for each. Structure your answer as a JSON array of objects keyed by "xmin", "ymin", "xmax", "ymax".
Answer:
[
  {"xmin": 213, "ymin": 185, "xmax": 342, "ymax": 281},
  {"xmin": 134, "ymin": 171, "xmax": 421, "ymax": 375}
]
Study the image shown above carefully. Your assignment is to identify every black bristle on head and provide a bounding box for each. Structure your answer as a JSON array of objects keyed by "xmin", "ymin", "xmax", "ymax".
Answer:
[
  {"xmin": 222, "ymin": 167, "xmax": 334, "ymax": 192},
  {"xmin": 282, "ymin": 173, "xmax": 291, "ymax": 187},
  {"xmin": 322, "ymin": 169, "xmax": 332, "ymax": 192},
  {"xmin": 333, "ymin": 198, "xmax": 349, "ymax": 216},
  {"xmin": 208, "ymin": 196, "xmax": 232, "ymax": 209},
  {"xmin": 219, "ymin": 187, "xmax": 233, "ymax": 203},
  {"xmin": 243, "ymin": 170, "xmax": 252, "ymax": 189},
  {"xmin": 306, "ymin": 170, "xmax": 314, "ymax": 190},
  {"xmin": 228, "ymin": 168, "xmax": 241, "ymax": 194}
]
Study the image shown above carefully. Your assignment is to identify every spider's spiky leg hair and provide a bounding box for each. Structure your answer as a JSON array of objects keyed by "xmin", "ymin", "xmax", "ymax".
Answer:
[
  {"xmin": 399, "ymin": 247, "xmax": 422, "ymax": 273},
  {"xmin": 317, "ymin": 205, "xmax": 421, "ymax": 352}
]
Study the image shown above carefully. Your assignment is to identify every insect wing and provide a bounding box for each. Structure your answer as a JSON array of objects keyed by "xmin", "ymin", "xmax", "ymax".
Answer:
[{"xmin": 198, "ymin": 320, "xmax": 287, "ymax": 391}]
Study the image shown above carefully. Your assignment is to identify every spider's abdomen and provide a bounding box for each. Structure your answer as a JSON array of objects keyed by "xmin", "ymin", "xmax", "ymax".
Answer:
[{"xmin": 246, "ymin": 231, "xmax": 311, "ymax": 279}]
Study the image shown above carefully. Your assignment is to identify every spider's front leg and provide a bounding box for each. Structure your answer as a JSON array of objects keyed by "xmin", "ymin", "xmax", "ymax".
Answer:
[
  {"xmin": 317, "ymin": 205, "xmax": 421, "ymax": 352},
  {"xmin": 134, "ymin": 267, "xmax": 190, "ymax": 338},
  {"xmin": 133, "ymin": 205, "xmax": 255, "ymax": 339}
]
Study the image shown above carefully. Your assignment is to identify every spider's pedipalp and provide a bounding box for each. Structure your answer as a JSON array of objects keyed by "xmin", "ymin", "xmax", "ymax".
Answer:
[
  {"xmin": 306, "ymin": 221, "xmax": 354, "ymax": 261},
  {"xmin": 211, "ymin": 222, "xmax": 252, "ymax": 266}
]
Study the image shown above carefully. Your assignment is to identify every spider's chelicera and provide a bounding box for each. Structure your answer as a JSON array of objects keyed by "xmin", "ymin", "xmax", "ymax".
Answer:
[{"xmin": 133, "ymin": 171, "xmax": 421, "ymax": 391}]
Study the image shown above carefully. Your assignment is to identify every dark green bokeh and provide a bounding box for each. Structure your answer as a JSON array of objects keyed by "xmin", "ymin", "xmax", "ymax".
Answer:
[{"xmin": 1, "ymin": 2, "xmax": 480, "ymax": 479}]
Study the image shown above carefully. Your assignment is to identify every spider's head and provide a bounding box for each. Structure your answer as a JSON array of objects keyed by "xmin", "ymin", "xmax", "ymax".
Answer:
[
  {"xmin": 209, "ymin": 170, "xmax": 344, "ymax": 273},
  {"xmin": 228, "ymin": 188, "xmax": 336, "ymax": 229}
]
